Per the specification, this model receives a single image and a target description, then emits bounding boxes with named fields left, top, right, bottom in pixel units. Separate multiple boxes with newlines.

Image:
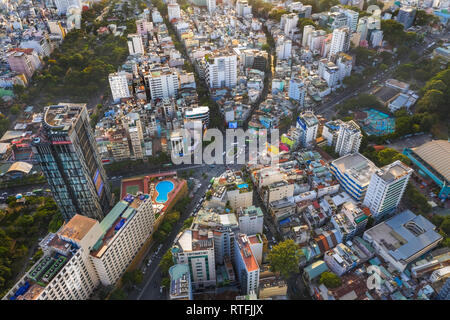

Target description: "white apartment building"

left=336, top=53, right=353, bottom=82
left=136, top=19, right=153, bottom=36
left=237, top=206, right=264, bottom=236
left=343, top=8, right=359, bottom=32
left=207, top=0, right=216, bottom=14
left=172, top=229, right=216, bottom=290
left=234, top=234, right=260, bottom=295
left=276, top=37, right=292, bottom=60
left=318, top=59, right=339, bottom=88
left=247, top=234, right=263, bottom=265
left=329, top=27, right=350, bottom=59
left=3, top=191, right=157, bottom=300
left=206, top=53, right=237, bottom=89
left=288, top=78, right=307, bottom=106
left=152, top=8, right=163, bottom=23
left=308, top=30, right=327, bottom=54
left=363, top=160, right=413, bottom=220
left=296, top=110, right=319, bottom=147
left=226, top=188, right=253, bottom=210
left=123, top=113, right=144, bottom=160
left=265, top=180, right=295, bottom=205
left=91, top=196, right=155, bottom=286
left=127, top=34, right=145, bottom=55
left=322, top=119, right=343, bottom=147
left=4, top=215, right=101, bottom=300
left=282, top=13, right=298, bottom=37
left=330, top=153, right=378, bottom=202
left=370, top=30, right=383, bottom=48
left=167, top=3, right=181, bottom=21
left=108, top=72, right=131, bottom=103
left=334, top=120, right=362, bottom=156
left=170, top=130, right=188, bottom=157
left=357, top=17, right=369, bottom=41
left=169, top=264, right=193, bottom=300
left=236, top=0, right=252, bottom=17
left=302, top=25, right=315, bottom=48
left=256, top=167, right=284, bottom=188
left=54, top=0, right=81, bottom=15
left=184, top=106, right=210, bottom=128
left=146, top=67, right=179, bottom=100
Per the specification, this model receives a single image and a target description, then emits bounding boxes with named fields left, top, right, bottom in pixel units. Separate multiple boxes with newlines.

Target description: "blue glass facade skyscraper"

left=32, top=104, right=112, bottom=221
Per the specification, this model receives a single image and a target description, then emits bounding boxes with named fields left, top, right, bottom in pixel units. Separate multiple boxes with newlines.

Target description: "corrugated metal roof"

left=304, top=260, right=329, bottom=280
left=412, top=140, right=450, bottom=182
left=99, top=201, right=128, bottom=233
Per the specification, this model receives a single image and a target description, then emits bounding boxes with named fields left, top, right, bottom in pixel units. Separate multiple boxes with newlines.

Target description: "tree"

left=381, top=20, right=408, bottom=45
left=122, top=269, right=143, bottom=288
left=404, top=183, right=432, bottom=215
left=376, top=148, right=411, bottom=166
left=109, top=288, right=127, bottom=300
left=320, top=271, right=342, bottom=288
left=267, top=240, right=302, bottom=279
left=10, top=105, right=21, bottom=115
left=416, top=89, right=446, bottom=116
left=161, top=277, right=171, bottom=288
left=159, top=250, right=175, bottom=277
left=343, top=74, right=363, bottom=88
left=268, top=9, right=288, bottom=21
left=318, top=0, right=339, bottom=12
left=414, top=10, right=439, bottom=26
left=422, top=80, right=447, bottom=94
left=297, top=18, right=316, bottom=33
left=440, top=217, right=450, bottom=235
left=181, top=217, right=194, bottom=231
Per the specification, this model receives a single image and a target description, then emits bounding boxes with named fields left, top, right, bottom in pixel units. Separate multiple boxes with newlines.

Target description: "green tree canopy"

left=267, top=240, right=302, bottom=279
left=320, top=271, right=342, bottom=288
left=159, top=250, right=175, bottom=277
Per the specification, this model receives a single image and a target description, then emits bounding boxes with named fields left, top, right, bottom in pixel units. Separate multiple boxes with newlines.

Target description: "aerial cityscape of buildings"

left=0, top=0, right=449, bottom=303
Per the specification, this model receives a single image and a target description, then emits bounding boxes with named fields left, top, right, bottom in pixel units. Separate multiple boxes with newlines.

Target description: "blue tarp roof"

left=279, top=217, right=291, bottom=226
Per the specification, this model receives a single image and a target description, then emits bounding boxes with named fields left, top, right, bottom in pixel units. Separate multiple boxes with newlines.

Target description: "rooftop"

left=331, top=153, right=378, bottom=186
left=410, top=140, right=450, bottom=182
left=58, top=214, right=98, bottom=243
left=43, top=104, right=85, bottom=129
left=298, top=111, right=319, bottom=127
left=91, top=195, right=149, bottom=258
left=169, top=263, right=191, bottom=299
left=236, top=234, right=259, bottom=272
left=365, top=210, right=442, bottom=263
left=376, top=160, right=412, bottom=183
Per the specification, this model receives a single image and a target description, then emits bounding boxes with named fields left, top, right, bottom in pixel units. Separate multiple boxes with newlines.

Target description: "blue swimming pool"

left=155, top=180, right=174, bottom=203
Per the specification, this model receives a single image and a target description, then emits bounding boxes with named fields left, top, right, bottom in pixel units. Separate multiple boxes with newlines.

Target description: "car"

left=26, top=192, right=34, bottom=196
left=111, top=176, right=117, bottom=180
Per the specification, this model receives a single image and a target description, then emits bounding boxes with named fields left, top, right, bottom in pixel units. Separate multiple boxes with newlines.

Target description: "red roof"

left=8, top=48, right=34, bottom=55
